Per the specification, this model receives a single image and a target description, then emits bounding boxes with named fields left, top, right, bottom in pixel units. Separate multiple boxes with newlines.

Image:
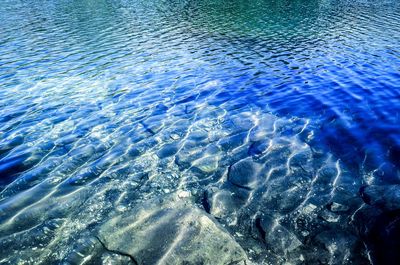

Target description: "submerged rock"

left=63, top=236, right=103, bottom=264
left=255, top=214, right=302, bottom=254
left=360, top=184, right=400, bottom=211
left=228, top=158, right=260, bottom=189
left=218, top=132, right=247, bottom=152
left=314, top=230, right=361, bottom=265
left=355, top=186, right=400, bottom=265
left=192, top=155, right=219, bottom=174
left=204, top=187, right=244, bottom=219
left=365, top=211, right=400, bottom=265
left=177, top=190, right=191, bottom=198
left=157, top=142, right=180, bottom=159
left=319, top=209, right=340, bottom=223
left=101, top=252, right=134, bottom=265
left=328, top=202, right=349, bottom=213
left=248, top=140, right=270, bottom=157
left=97, top=195, right=248, bottom=265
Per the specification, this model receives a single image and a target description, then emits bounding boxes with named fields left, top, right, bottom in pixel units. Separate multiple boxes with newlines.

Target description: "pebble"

left=328, top=202, right=349, bottom=212
left=170, top=133, right=180, bottom=140
left=177, top=190, right=191, bottom=198
left=302, top=203, right=317, bottom=215
left=320, top=210, right=340, bottom=223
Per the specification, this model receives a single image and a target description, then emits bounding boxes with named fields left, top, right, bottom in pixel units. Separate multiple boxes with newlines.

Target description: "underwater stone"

left=98, top=195, right=248, bottom=265
left=261, top=177, right=309, bottom=214
left=127, top=146, right=141, bottom=158
left=0, top=218, right=64, bottom=255
left=353, top=204, right=400, bottom=265
left=249, top=115, right=276, bottom=142
left=63, top=236, right=103, bottom=264
left=319, top=209, right=340, bottom=223
left=261, top=143, right=293, bottom=167
left=248, top=139, right=271, bottom=157
left=157, top=142, right=180, bottom=159
left=192, top=155, right=219, bottom=174
left=228, top=158, right=260, bottom=189
left=319, top=166, right=337, bottom=179
left=289, top=149, right=313, bottom=172
left=315, top=230, right=359, bottom=264
left=218, top=132, right=247, bottom=152
left=187, top=129, right=209, bottom=142
left=174, top=141, right=204, bottom=168
left=205, top=188, right=242, bottom=219
left=170, top=133, right=180, bottom=140
left=140, top=116, right=164, bottom=135
left=256, top=214, right=302, bottom=254
left=0, top=135, right=24, bottom=153
left=328, top=202, right=349, bottom=213
left=177, top=190, right=191, bottom=198
left=101, top=252, right=133, bottom=265
left=222, top=116, right=254, bottom=135
left=360, top=184, right=400, bottom=211
left=315, top=166, right=338, bottom=186
left=302, top=203, right=318, bottom=215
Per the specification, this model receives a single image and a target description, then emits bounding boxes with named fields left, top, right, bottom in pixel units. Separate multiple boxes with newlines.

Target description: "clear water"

left=0, top=0, right=399, bottom=264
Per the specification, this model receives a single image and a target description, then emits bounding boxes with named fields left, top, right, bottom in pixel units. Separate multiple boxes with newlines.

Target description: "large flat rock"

left=97, top=196, right=248, bottom=265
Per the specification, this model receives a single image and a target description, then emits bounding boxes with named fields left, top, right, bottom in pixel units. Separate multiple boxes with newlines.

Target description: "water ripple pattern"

left=0, top=0, right=399, bottom=264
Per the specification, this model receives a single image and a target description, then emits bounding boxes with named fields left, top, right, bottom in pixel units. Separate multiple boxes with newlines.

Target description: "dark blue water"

left=0, top=0, right=399, bottom=264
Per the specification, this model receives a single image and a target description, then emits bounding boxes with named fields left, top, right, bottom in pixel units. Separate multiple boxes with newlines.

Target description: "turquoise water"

left=0, top=0, right=400, bottom=264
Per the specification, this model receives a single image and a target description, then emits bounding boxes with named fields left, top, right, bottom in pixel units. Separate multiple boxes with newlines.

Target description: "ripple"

left=0, top=0, right=399, bottom=264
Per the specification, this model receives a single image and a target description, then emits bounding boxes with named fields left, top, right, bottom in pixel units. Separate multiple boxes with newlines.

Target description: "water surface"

left=0, top=0, right=399, bottom=264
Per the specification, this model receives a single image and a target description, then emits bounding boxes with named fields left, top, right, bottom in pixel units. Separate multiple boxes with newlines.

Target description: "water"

left=0, top=0, right=399, bottom=264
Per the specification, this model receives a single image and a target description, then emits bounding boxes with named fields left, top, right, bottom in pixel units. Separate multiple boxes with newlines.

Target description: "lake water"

left=0, top=0, right=399, bottom=264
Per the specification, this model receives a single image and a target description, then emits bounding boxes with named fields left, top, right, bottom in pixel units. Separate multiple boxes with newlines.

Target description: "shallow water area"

left=0, top=0, right=400, bottom=264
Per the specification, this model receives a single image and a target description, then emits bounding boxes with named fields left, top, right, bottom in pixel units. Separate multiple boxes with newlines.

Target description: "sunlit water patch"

left=0, top=0, right=399, bottom=264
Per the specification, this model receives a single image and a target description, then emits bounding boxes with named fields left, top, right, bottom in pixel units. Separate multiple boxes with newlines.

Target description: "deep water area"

left=0, top=0, right=399, bottom=264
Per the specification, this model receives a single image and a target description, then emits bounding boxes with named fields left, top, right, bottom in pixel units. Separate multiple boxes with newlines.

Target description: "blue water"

left=0, top=0, right=399, bottom=264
